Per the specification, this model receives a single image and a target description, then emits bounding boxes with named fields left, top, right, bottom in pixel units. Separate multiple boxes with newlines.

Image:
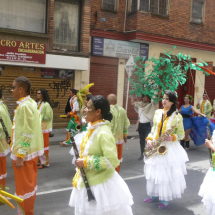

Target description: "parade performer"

left=10, top=77, right=44, bottom=215
left=179, top=94, right=205, bottom=150
left=131, top=93, right=156, bottom=160
left=37, top=89, right=53, bottom=169
left=0, top=89, right=12, bottom=192
left=199, top=129, right=215, bottom=215
left=196, top=93, right=212, bottom=120
left=69, top=95, right=133, bottom=215
left=70, top=93, right=93, bottom=165
left=144, top=90, right=188, bottom=209
left=210, top=99, right=215, bottom=124
left=107, top=94, right=130, bottom=172
left=60, top=89, right=79, bottom=146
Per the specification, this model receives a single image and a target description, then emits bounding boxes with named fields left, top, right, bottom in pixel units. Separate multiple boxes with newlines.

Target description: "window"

left=102, top=0, right=118, bottom=12
left=131, top=0, right=138, bottom=13
left=53, top=0, right=80, bottom=52
left=129, top=0, right=169, bottom=16
left=140, top=0, right=149, bottom=12
left=0, top=0, right=47, bottom=33
left=191, top=0, right=204, bottom=24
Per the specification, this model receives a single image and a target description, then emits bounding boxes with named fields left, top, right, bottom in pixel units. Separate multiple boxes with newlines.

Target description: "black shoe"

left=49, top=133, right=54, bottom=137
left=138, top=156, right=144, bottom=160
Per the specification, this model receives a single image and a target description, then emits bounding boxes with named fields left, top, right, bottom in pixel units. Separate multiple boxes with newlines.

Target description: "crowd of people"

left=1, top=76, right=215, bottom=215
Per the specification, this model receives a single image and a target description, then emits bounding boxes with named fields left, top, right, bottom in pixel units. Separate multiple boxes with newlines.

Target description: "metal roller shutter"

left=0, top=65, right=74, bottom=128
left=90, top=56, right=118, bottom=98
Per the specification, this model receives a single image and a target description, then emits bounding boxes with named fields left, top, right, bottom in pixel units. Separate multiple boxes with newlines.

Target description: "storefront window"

left=53, top=0, right=80, bottom=52
left=0, top=0, right=47, bottom=33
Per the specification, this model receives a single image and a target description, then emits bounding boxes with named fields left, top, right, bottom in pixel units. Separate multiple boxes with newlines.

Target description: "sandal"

left=37, top=165, right=48, bottom=169
left=60, top=142, right=69, bottom=147
left=158, top=200, right=168, bottom=209
left=144, top=196, right=159, bottom=203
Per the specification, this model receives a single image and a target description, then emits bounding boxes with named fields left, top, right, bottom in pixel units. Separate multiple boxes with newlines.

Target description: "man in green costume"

left=107, top=94, right=130, bottom=173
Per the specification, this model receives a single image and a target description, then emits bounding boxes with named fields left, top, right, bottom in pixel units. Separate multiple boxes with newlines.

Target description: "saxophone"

left=144, top=112, right=180, bottom=159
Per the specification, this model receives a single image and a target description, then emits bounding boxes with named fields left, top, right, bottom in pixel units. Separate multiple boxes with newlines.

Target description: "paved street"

left=1, top=136, right=210, bottom=215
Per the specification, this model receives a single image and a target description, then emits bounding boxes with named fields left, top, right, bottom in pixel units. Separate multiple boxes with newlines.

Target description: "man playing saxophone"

left=144, top=90, right=189, bottom=209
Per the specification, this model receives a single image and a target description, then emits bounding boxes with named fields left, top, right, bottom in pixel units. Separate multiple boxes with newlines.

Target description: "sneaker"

left=158, top=201, right=168, bottom=209
left=144, top=197, right=159, bottom=203
left=185, top=147, right=189, bottom=151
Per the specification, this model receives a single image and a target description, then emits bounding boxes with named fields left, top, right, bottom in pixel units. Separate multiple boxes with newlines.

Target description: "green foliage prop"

left=129, top=48, right=210, bottom=103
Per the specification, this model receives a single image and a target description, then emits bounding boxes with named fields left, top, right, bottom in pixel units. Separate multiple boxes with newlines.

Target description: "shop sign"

left=41, top=69, right=74, bottom=79
left=92, top=37, right=149, bottom=60
left=0, top=39, right=46, bottom=64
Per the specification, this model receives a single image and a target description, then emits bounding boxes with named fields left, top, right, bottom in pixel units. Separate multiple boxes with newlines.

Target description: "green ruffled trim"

left=20, top=142, right=31, bottom=147
left=212, top=152, right=215, bottom=171
left=123, top=128, right=128, bottom=134
left=93, top=155, right=100, bottom=171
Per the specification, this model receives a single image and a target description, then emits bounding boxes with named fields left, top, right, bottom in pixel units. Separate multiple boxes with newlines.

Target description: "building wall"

left=91, top=0, right=215, bottom=46
left=0, top=0, right=91, bottom=128
left=90, top=0, right=126, bottom=33
left=129, top=0, right=215, bottom=45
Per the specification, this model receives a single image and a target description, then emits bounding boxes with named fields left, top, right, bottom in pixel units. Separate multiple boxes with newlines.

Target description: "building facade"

left=0, top=0, right=91, bottom=128
left=90, top=0, right=215, bottom=122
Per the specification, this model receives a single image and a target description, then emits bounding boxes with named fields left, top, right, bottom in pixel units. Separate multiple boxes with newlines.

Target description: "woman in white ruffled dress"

left=69, top=95, right=92, bottom=165
left=199, top=130, right=215, bottom=215
left=69, top=95, right=133, bottom=215
left=144, top=90, right=189, bottom=209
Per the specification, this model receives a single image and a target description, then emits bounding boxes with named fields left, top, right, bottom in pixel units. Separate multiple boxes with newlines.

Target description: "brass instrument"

left=76, top=124, right=82, bottom=132
left=144, top=112, right=180, bottom=159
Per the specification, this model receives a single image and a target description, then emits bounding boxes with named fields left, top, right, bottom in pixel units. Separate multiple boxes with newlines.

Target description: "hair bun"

left=104, top=112, right=113, bottom=122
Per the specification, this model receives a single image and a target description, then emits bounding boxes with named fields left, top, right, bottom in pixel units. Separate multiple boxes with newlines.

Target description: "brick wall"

left=48, top=0, right=54, bottom=51
left=91, top=0, right=215, bottom=45
left=90, top=0, right=126, bottom=32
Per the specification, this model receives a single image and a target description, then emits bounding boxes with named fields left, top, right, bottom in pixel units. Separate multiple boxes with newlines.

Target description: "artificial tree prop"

left=129, top=47, right=215, bottom=103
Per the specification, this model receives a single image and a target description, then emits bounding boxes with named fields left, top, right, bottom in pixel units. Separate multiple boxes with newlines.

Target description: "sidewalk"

left=49, top=124, right=139, bottom=145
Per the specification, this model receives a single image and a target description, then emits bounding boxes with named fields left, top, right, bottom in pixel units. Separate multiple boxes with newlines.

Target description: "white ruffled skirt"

left=69, top=132, right=85, bottom=165
left=144, top=141, right=189, bottom=201
left=199, top=167, right=215, bottom=215
left=69, top=172, right=133, bottom=215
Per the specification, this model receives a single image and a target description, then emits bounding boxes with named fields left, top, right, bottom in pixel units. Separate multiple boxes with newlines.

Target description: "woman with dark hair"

left=179, top=94, right=205, bottom=150
left=69, top=94, right=93, bottom=165
left=37, top=89, right=53, bottom=169
left=144, top=90, right=188, bottom=209
left=61, top=89, right=79, bottom=146
left=69, top=95, right=133, bottom=215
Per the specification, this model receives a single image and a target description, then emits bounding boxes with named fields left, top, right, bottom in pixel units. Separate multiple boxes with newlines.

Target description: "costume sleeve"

left=42, top=103, right=53, bottom=122
left=72, top=99, right=79, bottom=113
left=146, top=111, right=157, bottom=141
left=84, top=131, right=120, bottom=170
left=16, top=105, right=35, bottom=158
left=205, top=102, right=212, bottom=115
left=134, top=102, right=140, bottom=113
left=110, top=106, right=117, bottom=136
left=171, top=114, right=185, bottom=141
left=123, top=111, right=130, bottom=137
left=0, top=112, right=5, bottom=141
